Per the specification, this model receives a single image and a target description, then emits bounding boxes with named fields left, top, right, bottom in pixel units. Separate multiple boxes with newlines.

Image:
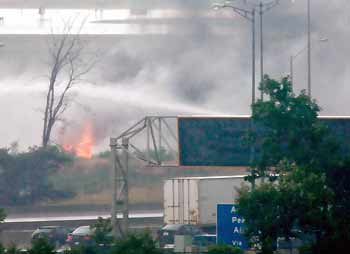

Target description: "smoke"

left=0, top=0, right=349, bottom=151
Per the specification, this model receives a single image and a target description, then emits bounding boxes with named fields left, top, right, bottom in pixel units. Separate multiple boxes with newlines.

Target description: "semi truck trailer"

left=163, top=175, right=248, bottom=227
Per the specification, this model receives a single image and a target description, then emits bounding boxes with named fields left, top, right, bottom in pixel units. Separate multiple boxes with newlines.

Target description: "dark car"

left=66, top=225, right=114, bottom=248
left=31, top=226, right=71, bottom=246
left=66, top=226, right=94, bottom=247
left=158, top=224, right=202, bottom=249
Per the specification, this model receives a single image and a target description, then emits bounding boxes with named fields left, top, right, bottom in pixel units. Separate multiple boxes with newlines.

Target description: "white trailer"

left=163, top=175, right=247, bottom=226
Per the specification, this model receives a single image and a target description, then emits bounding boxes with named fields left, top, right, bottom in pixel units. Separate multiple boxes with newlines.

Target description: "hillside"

left=48, top=153, right=247, bottom=207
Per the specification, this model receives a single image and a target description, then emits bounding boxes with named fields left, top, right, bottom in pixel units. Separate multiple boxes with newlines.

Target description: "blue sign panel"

left=217, top=204, right=248, bottom=249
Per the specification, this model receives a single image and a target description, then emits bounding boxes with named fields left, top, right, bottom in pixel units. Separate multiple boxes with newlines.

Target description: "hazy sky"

left=0, top=0, right=349, bottom=152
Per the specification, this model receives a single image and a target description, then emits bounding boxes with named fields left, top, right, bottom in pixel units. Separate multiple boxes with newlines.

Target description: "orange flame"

left=61, top=122, right=94, bottom=159
left=75, top=122, right=93, bottom=159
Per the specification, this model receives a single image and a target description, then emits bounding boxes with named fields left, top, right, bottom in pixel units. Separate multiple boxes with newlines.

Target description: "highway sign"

left=178, top=116, right=350, bottom=167
left=178, top=116, right=251, bottom=166
left=217, top=204, right=248, bottom=249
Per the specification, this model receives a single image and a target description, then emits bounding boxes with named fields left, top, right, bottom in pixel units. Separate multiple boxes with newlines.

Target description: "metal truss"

left=110, top=116, right=178, bottom=237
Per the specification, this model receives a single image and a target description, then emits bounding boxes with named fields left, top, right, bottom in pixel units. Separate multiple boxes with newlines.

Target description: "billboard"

left=178, top=116, right=350, bottom=167
left=217, top=204, right=248, bottom=249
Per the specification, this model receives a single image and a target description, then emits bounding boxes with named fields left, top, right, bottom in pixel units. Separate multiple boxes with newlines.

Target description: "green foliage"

left=0, top=208, right=5, bottom=222
left=207, top=244, right=243, bottom=254
left=92, top=217, right=114, bottom=245
left=29, top=238, right=55, bottom=254
left=238, top=167, right=334, bottom=254
left=238, top=76, right=350, bottom=254
left=0, top=243, right=4, bottom=254
left=249, top=76, right=339, bottom=180
left=0, top=145, right=72, bottom=205
left=314, top=157, right=350, bottom=254
left=237, top=183, right=279, bottom=254
left=6, top=243, right=20, bottom=254
left=110, top=232, right=160, bottom=254
left=67, top=245, right=98, bottom=254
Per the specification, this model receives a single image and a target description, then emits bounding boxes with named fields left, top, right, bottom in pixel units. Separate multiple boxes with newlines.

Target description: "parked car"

left=158, top=224, right=203, bottom=249
left=31, top=226, right=71, bottom=246
left=66, top=225, right=113, bottom=247
left=66, top=226, right=94, bottom=247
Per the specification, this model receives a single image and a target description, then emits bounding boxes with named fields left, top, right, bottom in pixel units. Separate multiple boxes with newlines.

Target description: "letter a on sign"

left=231, top=206, right=236, bottom=213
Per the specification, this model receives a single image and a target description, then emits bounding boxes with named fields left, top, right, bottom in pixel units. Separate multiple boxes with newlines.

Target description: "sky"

left=0, top=0, right=349, bottom=152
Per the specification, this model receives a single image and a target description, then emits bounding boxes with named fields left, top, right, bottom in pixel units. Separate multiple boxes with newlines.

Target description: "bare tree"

left=42, top=19, right=96, bottom=147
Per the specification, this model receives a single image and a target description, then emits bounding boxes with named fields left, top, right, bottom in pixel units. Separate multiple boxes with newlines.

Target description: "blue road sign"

left=217, top=204, right=248, bottom=249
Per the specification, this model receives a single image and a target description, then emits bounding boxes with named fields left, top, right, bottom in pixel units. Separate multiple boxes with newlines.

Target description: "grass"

left=47, top=155, right=247, bottom=207
left=50, top=185, right=163, bottom=206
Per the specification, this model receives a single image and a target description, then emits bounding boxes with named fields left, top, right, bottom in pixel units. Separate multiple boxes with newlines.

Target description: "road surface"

left=4, top=211, right=163, bottom=223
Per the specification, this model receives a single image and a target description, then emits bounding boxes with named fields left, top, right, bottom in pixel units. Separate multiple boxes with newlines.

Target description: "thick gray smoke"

left=0, top=0, right=349, bottom=151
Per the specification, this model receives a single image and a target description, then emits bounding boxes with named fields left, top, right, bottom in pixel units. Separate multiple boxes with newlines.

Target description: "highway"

left=0, top=210, right=164, bottom=247
left=4, top=211, right=164, bottom=223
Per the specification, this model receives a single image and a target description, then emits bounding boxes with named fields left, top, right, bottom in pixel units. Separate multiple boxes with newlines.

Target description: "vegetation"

left=29, top=238, right=55, bottom=254
left=92, top=217, right=113, bottom=245
left=0, top=142, right=238, bottom=208
left=208, top=244, right=243, bottom=254
left=6, top=243, right=20, bottom=254
left=110, top=232, right=160, bottom=254
left=0, top=208, right=5, bottom=222
left=246, top=75, right=338, bottom=185
left=0, top=243, right=4, bottom=254
left=0, top=146, right=72, bottom=206
left=237, top=76, right=350, bottom=254
left=49, top=149, right=242, bottom=207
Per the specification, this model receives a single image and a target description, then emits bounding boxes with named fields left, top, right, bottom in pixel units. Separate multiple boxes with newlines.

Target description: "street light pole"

left=259, top=2, right=264, bottom=100
left=213, top=2, right=258, bottom=188
left=252, top=9, right=256, bottom=105
left=213, top=3, right=256, bottom=105
left=290, top=55, right=294, bottom=87
left=307, top=0, right=311, bottom=97
left=289, top=37, right=327, bottom=90
left=254, top=0, right=280, bottom=101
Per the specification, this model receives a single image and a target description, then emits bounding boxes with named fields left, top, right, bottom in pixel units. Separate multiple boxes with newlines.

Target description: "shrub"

left=67, top=245, right=98, bottom=254
left=110, top=232, right=160, bottom=254
left=6, top=243, right=20, bottom=254
left=29, top=238, right=55, bottom=254
left=92, top=217, right=113, bottom=245
left=208, top=244, right=243, bottom=254
left=0, top=243, right=4, bottom=254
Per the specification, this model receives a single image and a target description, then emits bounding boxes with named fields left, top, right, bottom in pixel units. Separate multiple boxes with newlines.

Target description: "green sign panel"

left=178, top=116, right=350, bottom=167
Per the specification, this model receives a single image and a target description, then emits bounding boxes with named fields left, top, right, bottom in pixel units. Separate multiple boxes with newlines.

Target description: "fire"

left=61, top=121, right=94, bottom=159
left=75, top=122, right=93, bottom=159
